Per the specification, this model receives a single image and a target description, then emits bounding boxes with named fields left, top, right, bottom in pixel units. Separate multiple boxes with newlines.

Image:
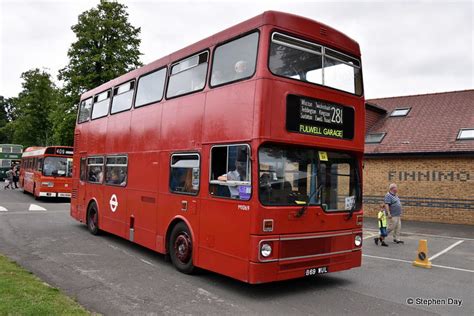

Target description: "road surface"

left=1, top=185, right=472, bottom=315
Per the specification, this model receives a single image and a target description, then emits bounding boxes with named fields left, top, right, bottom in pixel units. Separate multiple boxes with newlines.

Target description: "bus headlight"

left=354, top=235, right=362, bottom=247
left=41, top=182, right=54, bottom=187
left=260, top=243, right=272, bottom=257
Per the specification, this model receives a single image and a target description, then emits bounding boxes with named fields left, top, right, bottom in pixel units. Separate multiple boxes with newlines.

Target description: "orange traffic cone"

left=413, top=239, right=432, bottom=269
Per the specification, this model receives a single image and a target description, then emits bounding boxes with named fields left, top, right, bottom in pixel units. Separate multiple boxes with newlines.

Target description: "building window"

left=111, top=81, right=135, bottom=114
left=169, top=154, right=200, bottom=195
left=365, top=133, right=386, bottom=144
left=135, top=68, right=167, bottom=107
left=209, top=144, right=251, bottom=200
left=166, top=51, right=208, bottom=98
left=105, top=156, right=128, bottom=186
left=78, top=98, right=92, bottom=123
left=91, top=90, right=111, bottom=119
left=390, top=108, right=410, bottom=117
left=87, top=157, right=104, bottom=184
left=457, top=128, right=474, bottom=140
left=210, top=32, right=259, bottom=87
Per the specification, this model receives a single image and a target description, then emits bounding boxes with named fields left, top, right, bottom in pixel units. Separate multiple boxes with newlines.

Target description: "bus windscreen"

left=43, top=156, right=73, bottom=177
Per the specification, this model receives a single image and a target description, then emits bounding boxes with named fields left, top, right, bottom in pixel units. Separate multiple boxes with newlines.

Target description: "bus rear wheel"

left=87, top=203, right=100, bottom=235
left=169, top=222, right=195, bottom=274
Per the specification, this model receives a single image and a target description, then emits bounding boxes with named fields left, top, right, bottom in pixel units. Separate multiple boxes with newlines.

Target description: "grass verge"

left=0, top=254, right=89, bottom=315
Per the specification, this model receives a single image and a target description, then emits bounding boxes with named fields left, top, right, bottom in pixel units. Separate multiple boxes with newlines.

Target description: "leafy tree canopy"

left=10, top=69, right=59, bottom=147
left=55, top=0, right=142, bottom=146
left=59, top=0, right=142, bottom=97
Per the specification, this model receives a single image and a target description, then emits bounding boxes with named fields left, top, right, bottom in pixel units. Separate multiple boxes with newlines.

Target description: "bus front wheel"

left=87, top=203, right=100, bottom=235
left=169, top=222, right=195, bottom=274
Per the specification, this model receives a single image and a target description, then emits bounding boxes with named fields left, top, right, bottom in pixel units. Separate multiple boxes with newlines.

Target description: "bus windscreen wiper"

left=295, top=184, right=323, bottom=218
left=346, top=201, right=356, bottom=220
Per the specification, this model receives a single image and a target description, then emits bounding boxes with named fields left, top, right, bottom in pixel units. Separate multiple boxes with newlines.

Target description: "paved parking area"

left=1, top=185, right=473, bottom=315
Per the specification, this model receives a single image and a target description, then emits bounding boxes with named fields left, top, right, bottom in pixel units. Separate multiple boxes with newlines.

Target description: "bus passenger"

left=234, top=60, right=249, bottom=80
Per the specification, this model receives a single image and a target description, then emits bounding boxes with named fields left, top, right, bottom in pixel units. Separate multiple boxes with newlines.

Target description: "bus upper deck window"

left=91, top=90, right=111, bottom=119
left=78, top=98, right=92, bottom=123
left=210, top=32, right=259, bottom=87
left=269, top=32, right=362, bottom=96
left=135, top=68, right=167, bottom=107
left=166, top=51, right=208, bottom=98
left=111, top=81, right=135, bottom=114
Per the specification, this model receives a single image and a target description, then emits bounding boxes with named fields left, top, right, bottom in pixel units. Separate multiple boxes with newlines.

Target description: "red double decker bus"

left=20, top=146, right=74, bottom=199
left=71, top=11, right=365, bottom=283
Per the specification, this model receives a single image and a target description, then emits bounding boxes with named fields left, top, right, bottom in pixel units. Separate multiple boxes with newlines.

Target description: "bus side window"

left=111, top=81, right=135, bottom=114
left=80, top=157, right=87, bottom=181
left=135, top=67, right=167, bottom=108
left=87, top=157, right=104, bottom=184
left=169, top=154, right=199, bottom=195
left=210, top=31, right=259, bottom=87
left=37, top=158, right=43, bottom=172
left=105, top=156, right=127, bottom=186
left=78, top=98, right=92, bottom=123
left=166, top=51, right=208, bottom=98
left=91, top=90, right=111, bottom=120
left=209, top=144, right=251, bottom=200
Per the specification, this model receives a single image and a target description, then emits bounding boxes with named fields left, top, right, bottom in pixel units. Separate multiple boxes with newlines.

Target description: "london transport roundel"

left=109, top=194, right=118, bottom=213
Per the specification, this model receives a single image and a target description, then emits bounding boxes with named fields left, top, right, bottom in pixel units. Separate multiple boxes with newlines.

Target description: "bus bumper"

left=38, top=192, right=71, bottom=198
left=248, top=230, right=362, bottom=284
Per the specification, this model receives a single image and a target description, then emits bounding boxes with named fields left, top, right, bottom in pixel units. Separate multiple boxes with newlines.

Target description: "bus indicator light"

left=263, top=219, right=274, bottom=232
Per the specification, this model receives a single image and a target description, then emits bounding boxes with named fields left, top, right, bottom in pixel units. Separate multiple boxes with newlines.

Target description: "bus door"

left=166, top=152, right=201, bottom=235
left=77, top=156, right=88, bottom=220
left=102, top=156, right=128, bottom=239
left=199, top=144, right=252, bottom=277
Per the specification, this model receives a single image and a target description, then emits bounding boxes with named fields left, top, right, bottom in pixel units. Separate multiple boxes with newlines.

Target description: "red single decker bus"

left=71, top=11, right=365, bottom=283
left=20, top=146, right=74, bottom=199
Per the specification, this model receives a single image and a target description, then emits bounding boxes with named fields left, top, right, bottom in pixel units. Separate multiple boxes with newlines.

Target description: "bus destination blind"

left=286, top=95, right=355, bottom=140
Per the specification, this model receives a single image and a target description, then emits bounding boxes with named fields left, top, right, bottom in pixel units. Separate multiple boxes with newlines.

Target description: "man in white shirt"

left=218, top=160, right=247, bottom=198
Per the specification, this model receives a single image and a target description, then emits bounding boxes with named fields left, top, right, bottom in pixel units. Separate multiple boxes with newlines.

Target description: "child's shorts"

left=379, top=227, right=387, bottom=237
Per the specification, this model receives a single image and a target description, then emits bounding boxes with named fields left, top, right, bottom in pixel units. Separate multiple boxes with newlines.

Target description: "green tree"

left=10, top=69, right=59, bottom=147
left=0, top=96, right=12, bottom=143
left=56, top=0, right=142, bottom=145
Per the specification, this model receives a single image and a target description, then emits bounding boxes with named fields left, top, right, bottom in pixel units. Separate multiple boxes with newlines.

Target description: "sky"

left=0, top=0, right=473, bottom=99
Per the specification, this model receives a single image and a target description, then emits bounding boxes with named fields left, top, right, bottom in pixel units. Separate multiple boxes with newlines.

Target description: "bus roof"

left=22, top=146, right=74, bottom=158
left=80, top=11, right=360, bottom=100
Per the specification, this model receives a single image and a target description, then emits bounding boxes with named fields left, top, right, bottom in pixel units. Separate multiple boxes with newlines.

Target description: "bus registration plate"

left=305, top=266, right=328, bottom=276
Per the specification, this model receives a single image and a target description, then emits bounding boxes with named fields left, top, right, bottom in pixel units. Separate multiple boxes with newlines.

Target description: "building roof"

left=365, top=89, right=474, bottom=155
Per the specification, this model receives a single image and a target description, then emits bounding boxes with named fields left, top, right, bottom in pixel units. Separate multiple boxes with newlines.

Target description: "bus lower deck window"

left=169, top=154, right=200, bottom=195
left=105, top=156, right=127, bottom=186
left=209, top=145, right=251, bottom=200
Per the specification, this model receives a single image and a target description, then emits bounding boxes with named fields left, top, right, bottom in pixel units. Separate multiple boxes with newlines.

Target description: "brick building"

left=363, top=90, right=474, bottom=225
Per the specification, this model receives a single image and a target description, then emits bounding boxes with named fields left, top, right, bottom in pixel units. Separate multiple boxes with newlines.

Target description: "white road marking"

left=0, top=210, right=67, bottom=215
left=363, top=254, right=411, bottom=264
left=0, top=206, right=7, bottom=212
left=63, top=252, right=99, bottom=257
left=429, top=240, right=464, bottom=261
left=363, top=254, right=474, bottom=273
left=29, top=204, right=47, bottom=211
left=140, top=258, right=155, bottom=266
left=364, top=228, right=474, bottom=241
left=363, top=232, right=378, bottom=240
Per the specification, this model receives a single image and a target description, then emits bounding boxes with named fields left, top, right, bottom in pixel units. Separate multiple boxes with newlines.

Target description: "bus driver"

left=217, top=149, right=248, bottom=199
